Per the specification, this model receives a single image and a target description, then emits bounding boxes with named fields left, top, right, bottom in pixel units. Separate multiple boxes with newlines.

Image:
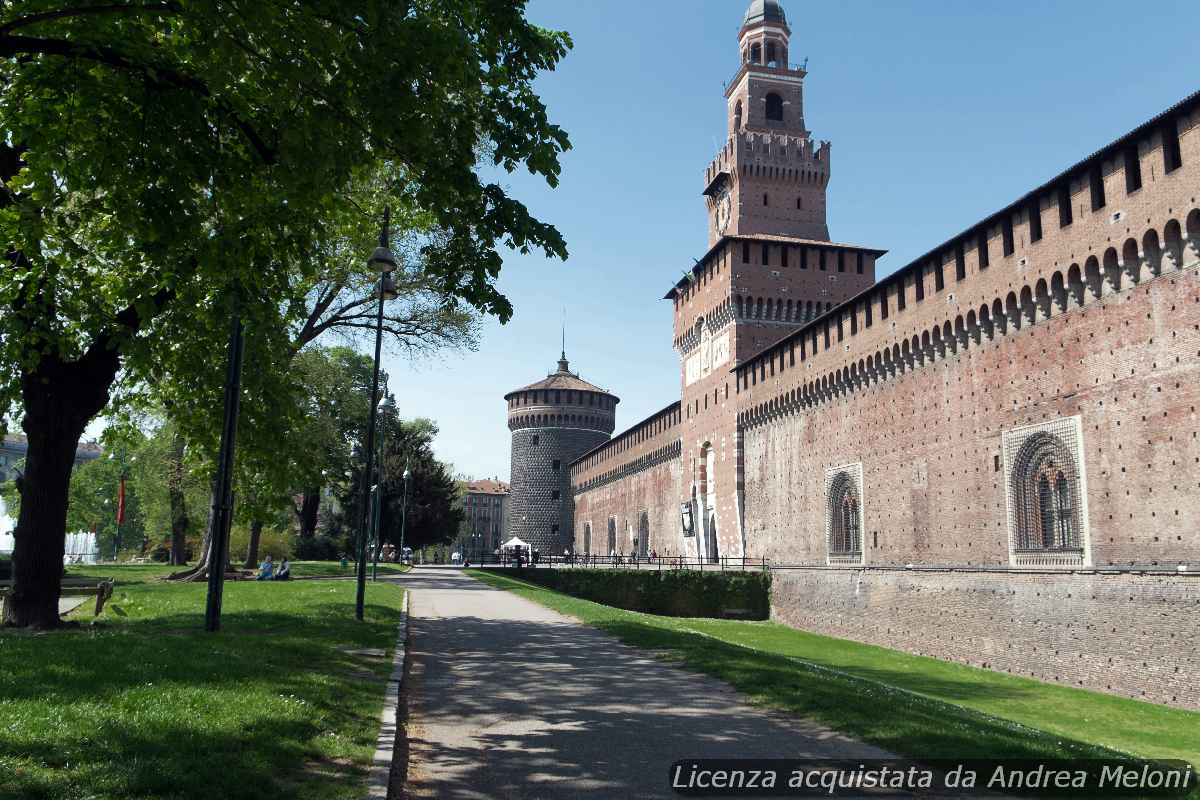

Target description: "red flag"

left=116, top=478, right=126, bottom=525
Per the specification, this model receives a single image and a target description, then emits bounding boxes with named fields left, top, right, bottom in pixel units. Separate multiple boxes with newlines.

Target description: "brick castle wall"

left=771, top=568, right=1199, bottom=708
left=740, top=268, right=1200, bottom=568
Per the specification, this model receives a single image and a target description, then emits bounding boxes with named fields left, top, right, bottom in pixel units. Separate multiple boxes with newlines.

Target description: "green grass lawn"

left=469, top=569, right=1199, bottom=773
left=0, top=579, right=405, bottom=800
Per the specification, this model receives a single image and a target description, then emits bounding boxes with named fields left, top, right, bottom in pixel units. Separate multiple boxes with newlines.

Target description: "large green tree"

left=0, top=0, right=571, bottom=627
left=337, top=415, right=463, bottom=556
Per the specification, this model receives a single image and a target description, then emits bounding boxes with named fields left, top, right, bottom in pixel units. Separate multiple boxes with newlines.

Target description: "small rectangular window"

left=1057, top=183, right=1072, bottom=228
left=761, top=243, right=769, bottom=265
left=934, top=259, right=945, bottom=291
left=856, top=252, right=864, bottom=274
left=837, top=251, right=845, bottom=272
left=1162, top=119, right=1182, bottom=173
left=1001, top=216, right=1014, bottom=256
left=864, top=300, right=872, bottom=328
left=994, top=454, right=1000, bottom=473
left=552, top=459, right=560, bottom=471
left=879, top=289, right=889, bottom=319
left=896, top=280, right=906, bottom=311
left=915, top=265, right=925, bottom=301
left=823, top=323, right=830, bottom=348
left=1124, top=146, right=1142, bottom=193
left=848, top=310, right=856, bottom=336
left=955, top=242, right=966, bottom=280
left=977, top=229, right=989, bottom=268
left=1028, top=200, right=1042, bottom=242
left=781, top=246, right=788, bottom=268
left=1088, top=165, right=1105, bottom=211
left=819, top=249, right=826, bottom=271
left=742, top=241, right=751, bottom=262
left=800, top=246, right=808, bottom=269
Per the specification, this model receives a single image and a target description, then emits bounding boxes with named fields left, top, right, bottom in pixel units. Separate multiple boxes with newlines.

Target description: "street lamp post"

left=398, top=463, right=411, bottom=565
left=356, top=208, right=398, bottom=621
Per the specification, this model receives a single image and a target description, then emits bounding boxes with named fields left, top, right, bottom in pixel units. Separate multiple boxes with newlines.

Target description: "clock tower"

left=703, top=0, right=831, bottom=246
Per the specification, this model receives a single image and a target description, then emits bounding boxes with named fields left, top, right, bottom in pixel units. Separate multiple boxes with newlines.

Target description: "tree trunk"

left=168, top=430, right=189, bottom=565
left=167, top=501, right=215, bottom=581
left=244, top=519, right=263, bottom=569
left=298, top=489, right=320, bottom=539
left=5, top=352, right=119, bottom=628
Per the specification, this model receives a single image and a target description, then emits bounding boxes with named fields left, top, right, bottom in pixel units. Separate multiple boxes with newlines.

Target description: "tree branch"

left=0, top=3, right=180, bottom=35
left=0, top=34, right=276, bottom=164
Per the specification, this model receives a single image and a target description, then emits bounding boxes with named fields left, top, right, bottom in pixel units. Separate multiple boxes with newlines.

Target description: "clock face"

left=715, top=185, right=732, bottom=235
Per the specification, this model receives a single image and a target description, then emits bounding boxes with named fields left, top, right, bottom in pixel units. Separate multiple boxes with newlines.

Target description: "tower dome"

left=504, top=353, right=618, bottom=554
left=743, top=0, right=786, bottom=27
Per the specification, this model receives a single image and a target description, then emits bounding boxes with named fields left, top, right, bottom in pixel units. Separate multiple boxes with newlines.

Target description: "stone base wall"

left=770, top=567, right=1199, bottom=708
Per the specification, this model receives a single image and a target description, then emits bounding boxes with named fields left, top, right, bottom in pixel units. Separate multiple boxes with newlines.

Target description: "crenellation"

left=555, top=1, right=1200, bottom=708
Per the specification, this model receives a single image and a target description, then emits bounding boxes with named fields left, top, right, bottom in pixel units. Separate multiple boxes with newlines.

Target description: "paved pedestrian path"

left=396, top=567, right=890, bottom=799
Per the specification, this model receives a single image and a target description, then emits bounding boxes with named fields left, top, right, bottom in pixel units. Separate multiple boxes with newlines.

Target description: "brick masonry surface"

left=771, top=568, right=1200, bottom=708
left=554, top=4, right=1200, bottom=709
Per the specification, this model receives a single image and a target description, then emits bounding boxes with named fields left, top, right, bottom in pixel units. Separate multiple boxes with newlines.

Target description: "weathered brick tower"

left=505, top=353, right=617, bottom=554
left=706, top=0, right=829, bottom=246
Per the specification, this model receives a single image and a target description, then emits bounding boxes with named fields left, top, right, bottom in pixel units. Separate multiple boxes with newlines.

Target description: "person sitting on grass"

left=275, top=558, right=291, bottom=581
left=256, top=554, right=274, bottom=581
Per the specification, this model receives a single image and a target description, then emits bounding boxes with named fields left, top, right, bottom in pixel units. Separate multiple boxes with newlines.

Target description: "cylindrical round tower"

left=505, top=353, right=617, bottom=555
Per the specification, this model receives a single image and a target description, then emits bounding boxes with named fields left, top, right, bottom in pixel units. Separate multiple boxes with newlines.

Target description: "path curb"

left=366, top=590, right=409, bottom=799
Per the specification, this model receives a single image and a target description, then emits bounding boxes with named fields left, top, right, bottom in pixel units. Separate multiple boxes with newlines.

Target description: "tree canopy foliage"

left=0, top=0, right=572, bottom=626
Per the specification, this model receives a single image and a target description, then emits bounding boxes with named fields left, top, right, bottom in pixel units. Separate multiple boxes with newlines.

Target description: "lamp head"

left=379, top=274, right=399, bottom=301
left=368, top=246, right=397, bottom=274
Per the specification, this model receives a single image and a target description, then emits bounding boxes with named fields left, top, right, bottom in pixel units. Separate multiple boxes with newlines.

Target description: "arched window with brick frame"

left=1010, top=432, right=1082, bottom=552
left=827, top=471, right=861, bottom=557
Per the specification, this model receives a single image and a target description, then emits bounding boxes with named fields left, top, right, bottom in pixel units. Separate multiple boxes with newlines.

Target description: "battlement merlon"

left=704, top=135, right=831, bottom=189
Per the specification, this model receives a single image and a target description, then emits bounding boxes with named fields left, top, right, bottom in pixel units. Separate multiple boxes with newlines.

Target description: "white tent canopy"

left=501, top=537, right=531, bottom=550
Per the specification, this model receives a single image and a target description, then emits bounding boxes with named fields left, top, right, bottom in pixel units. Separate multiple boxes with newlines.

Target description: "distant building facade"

left=461, top=479, right=510, bottom=556
left=0, top=434, right=102, bottom=484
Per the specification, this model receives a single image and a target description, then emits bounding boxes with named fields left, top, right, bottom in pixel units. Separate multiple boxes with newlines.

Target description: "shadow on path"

left=395, top=568, right=888, bottom=799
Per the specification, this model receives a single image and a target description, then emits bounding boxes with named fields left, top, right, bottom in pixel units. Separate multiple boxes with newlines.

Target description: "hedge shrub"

left=493, top=567, right=770, bottom=619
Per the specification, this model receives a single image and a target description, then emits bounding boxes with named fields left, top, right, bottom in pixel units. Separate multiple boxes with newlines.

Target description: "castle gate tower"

left=705, top=0, right=830, bottom=247
left=505, top=354, right=617, bottom=554
left=670, top=0, right=882, bottom=561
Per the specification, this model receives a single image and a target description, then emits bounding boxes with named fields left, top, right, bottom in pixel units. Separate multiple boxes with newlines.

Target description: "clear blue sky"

left=384, top=0, right=1198, bottom=481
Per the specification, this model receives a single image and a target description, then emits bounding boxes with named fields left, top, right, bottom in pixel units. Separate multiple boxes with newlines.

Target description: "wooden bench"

left=0, top=579, right=116, bottom=620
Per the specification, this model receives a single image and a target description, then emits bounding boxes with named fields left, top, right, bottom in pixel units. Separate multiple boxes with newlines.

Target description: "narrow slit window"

left=977, top=229, right=990, bottom=268
left=1088, top=165, right=1105, bottom=211
left=1057, top=183, right=1072, bottom=228
left=955, top=242, right=966, bottom=280
left=1124, top=146, right=1142, bottom=193
left=1028, top=200, right=1042, bottom=242
left=1162, top=119, right=1182, bottom=173
left=1001, top=216, right=1014, bottom=256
